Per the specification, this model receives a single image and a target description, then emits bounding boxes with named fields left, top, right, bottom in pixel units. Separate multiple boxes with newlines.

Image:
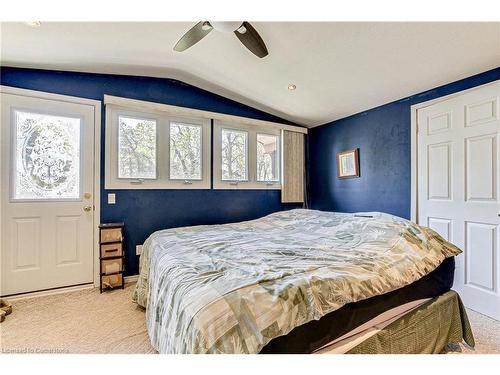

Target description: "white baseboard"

left=6, top=283, right=95, bottom=301
left=4, top=275, right=140, bottom=301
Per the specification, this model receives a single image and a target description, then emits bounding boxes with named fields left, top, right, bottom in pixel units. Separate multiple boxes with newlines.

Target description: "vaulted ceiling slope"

left=1, top=22, right=499, bottom=127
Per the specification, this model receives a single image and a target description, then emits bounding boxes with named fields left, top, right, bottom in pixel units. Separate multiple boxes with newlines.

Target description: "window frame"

left=166, top=117, right=208, bottom=185
left=105, top=105, right=211, bottom=189
left=213, top=120, right=281, bottom=190
left=116, top=113, right=159, bottom=181
left=256, top=132, right=280, bottom=183
left=220, top=127, right=249, bottom=183
left=168, top=121, right=204, bottom=181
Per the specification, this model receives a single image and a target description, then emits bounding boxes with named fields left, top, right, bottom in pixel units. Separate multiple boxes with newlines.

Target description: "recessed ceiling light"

left=288, top=84, right=297, bottom=91
left=24, top=22, right=41, bottom=28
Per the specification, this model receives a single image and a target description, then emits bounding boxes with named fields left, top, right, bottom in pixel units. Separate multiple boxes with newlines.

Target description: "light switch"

left=108, top=193, right=116, bottom=204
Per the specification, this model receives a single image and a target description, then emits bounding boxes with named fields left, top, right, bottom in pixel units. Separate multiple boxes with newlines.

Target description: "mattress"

left=260, top=256, right=455, bottom=353
left=133, top=209, right=462, bottom=354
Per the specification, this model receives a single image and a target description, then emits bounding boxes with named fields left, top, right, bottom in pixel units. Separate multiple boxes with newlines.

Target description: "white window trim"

left=256, top=132, right=280, bottom=183
left=115, top=110, right=160, bottom=181
left=214, top=120, right=282, bottom=190
left=168, top=121, right=205, bottom=182
left=220, top=127, right=249, bottom=182
left=105, top=104, right=211, bottom=189
left=104, top=94, right=307, bottom=135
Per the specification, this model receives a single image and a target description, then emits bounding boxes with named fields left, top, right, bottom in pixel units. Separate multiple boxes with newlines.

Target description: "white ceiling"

left=1, top=22, right=499, bottom=127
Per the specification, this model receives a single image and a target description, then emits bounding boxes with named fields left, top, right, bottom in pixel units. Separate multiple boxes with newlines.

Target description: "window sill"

left=104, top=180, right=211, bottom=190
left=213, top=182, right=281, bottom=190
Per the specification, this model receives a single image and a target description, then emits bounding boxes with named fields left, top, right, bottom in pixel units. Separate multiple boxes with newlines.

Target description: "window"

left=214, top=121, right=281, bottom=189
left=257, top=134, right=279, bottom=182
left=12, top=110, right=82, bottom=200
left=104, top=95, right=306, bottom=191
left=105, top=107, right=210, bottom=189
left=169, top=122, right=202, bottom=180
left=221, top=129, right=248, bottom=181
left=118, top=116, right=157, bottom=179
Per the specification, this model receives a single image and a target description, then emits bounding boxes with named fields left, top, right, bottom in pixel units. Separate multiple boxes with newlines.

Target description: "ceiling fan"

left=174, top=21, right=269, bottom=58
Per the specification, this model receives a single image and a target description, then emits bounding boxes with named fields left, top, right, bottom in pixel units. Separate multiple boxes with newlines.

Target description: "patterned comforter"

left=132, top=209, right=461, bottom=354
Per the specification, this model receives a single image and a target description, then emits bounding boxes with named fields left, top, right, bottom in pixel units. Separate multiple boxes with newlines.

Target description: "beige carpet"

left=0, top=283, right=156, bottom=354
left=1, top=283, right=499, bottom=354
left=451, top=308, right=500, bottom=354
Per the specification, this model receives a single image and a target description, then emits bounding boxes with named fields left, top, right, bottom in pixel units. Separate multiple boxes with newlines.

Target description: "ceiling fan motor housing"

left=210, top=22, right=244, bottom=33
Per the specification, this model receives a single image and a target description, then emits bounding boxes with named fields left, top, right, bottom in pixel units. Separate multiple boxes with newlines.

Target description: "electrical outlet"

left=136, top=245, right=143, bottom=255
left=108, top=193, right=116, bottom=204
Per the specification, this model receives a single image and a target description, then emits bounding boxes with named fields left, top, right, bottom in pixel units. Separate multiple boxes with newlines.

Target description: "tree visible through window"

left=257, top=134, right=279, bottom=181
left=170, top=122, right=202, bottom=180
left=221, top=129, right=247, bottom=181
left=118, top=116, right=156, bottom=179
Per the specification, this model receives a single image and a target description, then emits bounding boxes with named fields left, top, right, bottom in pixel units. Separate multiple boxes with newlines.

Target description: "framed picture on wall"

left=337, top=148, right=360, bottom=178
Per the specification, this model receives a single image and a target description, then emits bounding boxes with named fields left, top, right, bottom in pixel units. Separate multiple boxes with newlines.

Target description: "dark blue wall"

left=308, top=67, right=500, bottom=219
left=0, top=67, right=301, bottom=275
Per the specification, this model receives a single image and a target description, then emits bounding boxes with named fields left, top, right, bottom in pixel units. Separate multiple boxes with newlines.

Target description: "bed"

left=133, top=209, right=473, bottom=354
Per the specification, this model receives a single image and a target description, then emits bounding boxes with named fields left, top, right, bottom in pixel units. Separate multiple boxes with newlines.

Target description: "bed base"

left=332, top=290, right=474, bottom=354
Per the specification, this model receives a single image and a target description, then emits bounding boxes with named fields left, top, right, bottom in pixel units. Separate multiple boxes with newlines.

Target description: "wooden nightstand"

left=99, top=222, right=125, bottom=293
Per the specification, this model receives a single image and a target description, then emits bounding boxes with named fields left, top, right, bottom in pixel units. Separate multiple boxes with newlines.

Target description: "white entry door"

left=1, top=92, right=96, bottom=296
left=417, top=80, right=500, bottom=320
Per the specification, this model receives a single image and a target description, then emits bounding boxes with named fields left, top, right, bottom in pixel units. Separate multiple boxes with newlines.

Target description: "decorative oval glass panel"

left=13, top=110, right=81, bottom=200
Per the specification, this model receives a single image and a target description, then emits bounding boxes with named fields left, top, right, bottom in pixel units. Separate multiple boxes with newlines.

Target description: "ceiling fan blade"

left=234, top=22, right=268, bottom=58
left=174, top=22, right=212, bottom=52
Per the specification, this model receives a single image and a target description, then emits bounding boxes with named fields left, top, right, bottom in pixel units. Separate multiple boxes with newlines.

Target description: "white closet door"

left=1, top=93, right=96, bottom=296
left=417, top=80, right=500, bottom=320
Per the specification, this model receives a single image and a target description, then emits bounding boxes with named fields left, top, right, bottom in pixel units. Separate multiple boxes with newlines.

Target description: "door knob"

left=83, top=205, right=92, bottom=212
